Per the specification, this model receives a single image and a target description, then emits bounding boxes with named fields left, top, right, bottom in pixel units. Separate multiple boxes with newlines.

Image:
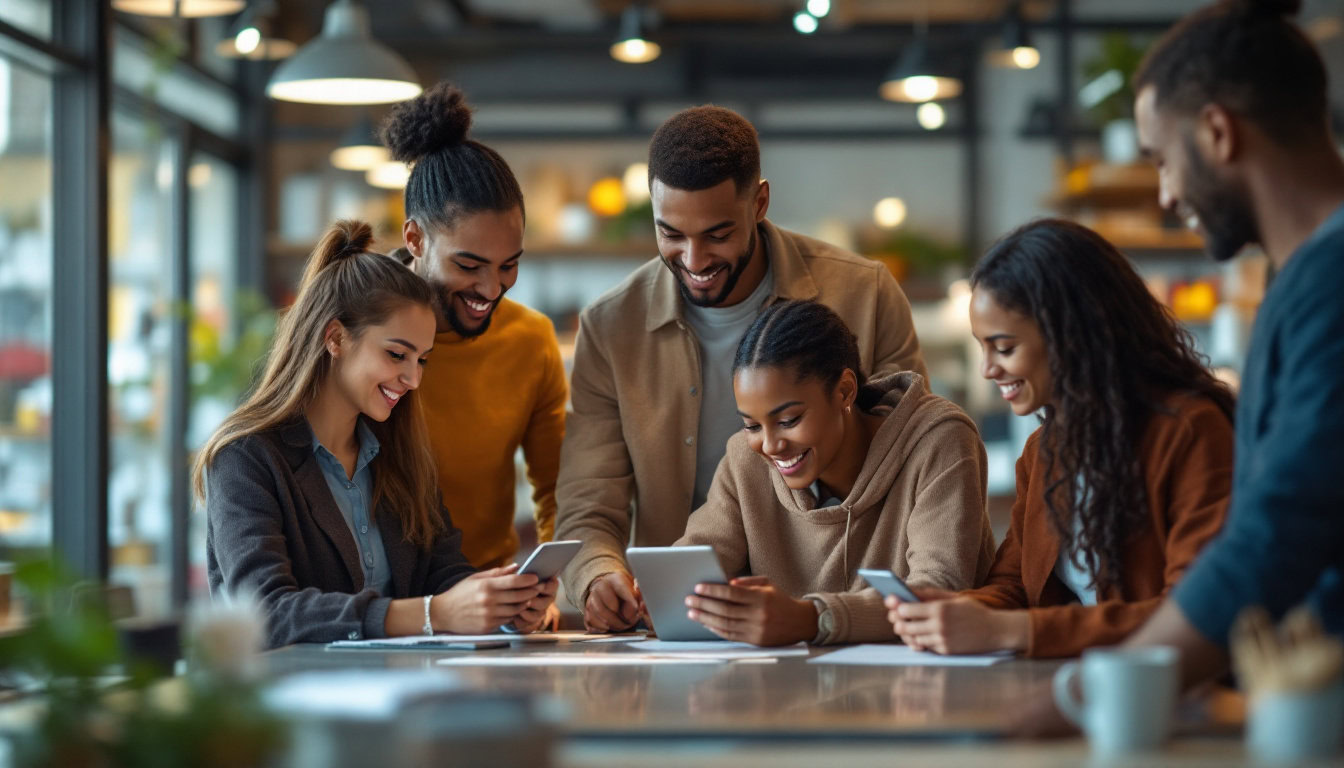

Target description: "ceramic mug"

left=1053, top=646, right=1180, bottom=755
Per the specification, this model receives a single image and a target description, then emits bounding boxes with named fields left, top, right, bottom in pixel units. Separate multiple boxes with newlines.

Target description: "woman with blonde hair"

left=198, top=220, right=556, bottom=648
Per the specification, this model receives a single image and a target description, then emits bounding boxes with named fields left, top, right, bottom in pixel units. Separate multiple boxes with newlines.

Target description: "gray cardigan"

left=205, top=419, right=475, bottom=648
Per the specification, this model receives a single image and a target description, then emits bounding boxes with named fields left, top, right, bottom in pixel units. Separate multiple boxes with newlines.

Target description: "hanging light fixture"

left=267, top=0, right=422, bottom=105
left=879, top=2, right=963, bottom=103
left=215, top=0, right=295, bottom=61
left=366, top=161, right=411, bottom=190
left=988, top=2, right=1040, bottom=70
left=610, top=4, right=661, bottom=64
left=112, top=0, right=245, bottom=17
left=331, top=115, right=390, bottom=171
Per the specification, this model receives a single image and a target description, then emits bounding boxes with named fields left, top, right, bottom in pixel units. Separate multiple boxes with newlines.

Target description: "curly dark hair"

left=1134, top=0, right=1325, bottom=144
left=379, top=81, right=524, bottom=230
left=647, top=105, right=760, bottom=194
left=972, top=219, right=1235, bottom=592
left=734, top=300, right=884, bottom=411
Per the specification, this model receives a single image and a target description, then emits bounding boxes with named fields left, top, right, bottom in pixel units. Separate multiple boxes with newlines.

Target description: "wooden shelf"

left=1049, top=163, right=1161, bottom=210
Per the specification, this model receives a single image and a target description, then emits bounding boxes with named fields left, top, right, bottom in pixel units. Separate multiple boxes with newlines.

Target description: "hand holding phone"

left=857, top=568, right=921, bottom=603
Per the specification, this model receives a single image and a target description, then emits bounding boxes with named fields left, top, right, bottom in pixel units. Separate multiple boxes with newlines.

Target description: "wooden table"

left=265, top=639, right=1256, bottom=765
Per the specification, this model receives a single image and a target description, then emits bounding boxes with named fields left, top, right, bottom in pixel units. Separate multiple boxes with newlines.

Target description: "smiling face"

left=969, top=287, right=1053, bottom=416
left=403, top=207, right=524, bottom=337
left=327, top=302, right=436, bottom=423
left=1135, top=85, right=1258, bottom=263
left=733, top=364, right=853, bottom=491
left=651, top=177, right=769, bottom=308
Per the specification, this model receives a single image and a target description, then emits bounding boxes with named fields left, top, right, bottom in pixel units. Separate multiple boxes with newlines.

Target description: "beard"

left=433, top=283, right=501, bottom=338
left=664, top=227, right=757, bottom=308
left=1184, top=135, right=1260, bottom=263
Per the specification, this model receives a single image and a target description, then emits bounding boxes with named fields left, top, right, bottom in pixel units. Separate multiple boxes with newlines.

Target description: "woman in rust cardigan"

left=886, top=219, right=1235, bottom=658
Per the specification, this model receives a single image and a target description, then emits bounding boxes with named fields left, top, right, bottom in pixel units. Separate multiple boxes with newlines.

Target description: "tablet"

left=626, top=546, right=726, bottom=641
left=857, top=568, right=920, bottom=603
left=517, top=540, right=582, bottom=580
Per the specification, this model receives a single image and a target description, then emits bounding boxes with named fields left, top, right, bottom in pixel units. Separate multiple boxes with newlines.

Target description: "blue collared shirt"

left=311, top=419, right=392, bottom=596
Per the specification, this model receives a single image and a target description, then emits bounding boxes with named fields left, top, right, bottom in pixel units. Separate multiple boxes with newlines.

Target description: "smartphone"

left=857, top=568, right=921, bottom=603
left=517, top=540, right=582, bottom=580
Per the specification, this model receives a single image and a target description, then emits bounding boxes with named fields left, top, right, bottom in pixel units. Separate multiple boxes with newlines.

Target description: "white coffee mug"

left=1052, top=646, right=1180, bottom=755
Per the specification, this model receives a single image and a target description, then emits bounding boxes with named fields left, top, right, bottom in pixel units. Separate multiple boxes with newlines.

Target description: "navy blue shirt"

left=1173, top=204, right=1344, bottom=644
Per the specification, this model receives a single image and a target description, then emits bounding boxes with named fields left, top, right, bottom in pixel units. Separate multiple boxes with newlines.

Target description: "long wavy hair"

left=971, top=219, right=1234, bottom=591
left=192, top=220, right=445, bottom=548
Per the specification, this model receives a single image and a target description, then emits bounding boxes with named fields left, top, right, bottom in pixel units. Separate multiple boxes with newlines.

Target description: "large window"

left=0, top=56, right=53, bottom=559
left=187, top=150, right=241, bottom=601
left=108, top=109, right=175, bottom=618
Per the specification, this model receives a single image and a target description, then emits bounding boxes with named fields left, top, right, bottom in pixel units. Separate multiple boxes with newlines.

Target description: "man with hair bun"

left=381, top=83, right=568, bottom=629
left=556, top=105, right=928, bottom=632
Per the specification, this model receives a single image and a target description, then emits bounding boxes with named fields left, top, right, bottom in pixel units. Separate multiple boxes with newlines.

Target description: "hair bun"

left=379, top=82, right=474, bottom=164
left=1234, top=0, right=1301, bottom=16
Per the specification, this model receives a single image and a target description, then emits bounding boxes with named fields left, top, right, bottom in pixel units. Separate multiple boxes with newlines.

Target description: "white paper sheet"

left=263, top=669, right=461, bottom=719
left=328, top=631, right=612, bottom=649
left=436, top=654, right=722, bottom=667
left=808, top=644, right=1015, bottom=667
left=627, top=639, right=811, bottom=659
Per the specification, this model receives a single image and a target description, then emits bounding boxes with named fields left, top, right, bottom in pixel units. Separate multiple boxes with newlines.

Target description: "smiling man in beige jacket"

left=556, top=106, right=927, bottom=631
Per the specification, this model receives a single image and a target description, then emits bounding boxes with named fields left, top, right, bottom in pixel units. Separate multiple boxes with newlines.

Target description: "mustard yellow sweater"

left=418, top=298, right=567, bottom=568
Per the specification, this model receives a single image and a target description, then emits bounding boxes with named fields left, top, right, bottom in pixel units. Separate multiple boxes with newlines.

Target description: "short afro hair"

left=648, top=105, right=761, bottom=195
left=1134, top=0, right=1327, bottom=145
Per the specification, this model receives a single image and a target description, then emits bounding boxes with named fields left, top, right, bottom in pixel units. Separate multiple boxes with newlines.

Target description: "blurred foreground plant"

left=0, top=560, right=285, bottom=768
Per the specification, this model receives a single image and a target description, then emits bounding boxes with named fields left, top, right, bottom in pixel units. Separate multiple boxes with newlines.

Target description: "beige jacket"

left=674, top=373, right=995, bottom=644
left=556, top=219, right=927, bottom=608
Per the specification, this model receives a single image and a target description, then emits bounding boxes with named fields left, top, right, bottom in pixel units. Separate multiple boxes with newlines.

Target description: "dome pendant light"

left=267, top=0, right=422, bottom=105
left=331, top=115, right=390, bottom=171
left=112, top=0, right=245, bottom=17
left=989, top=2, right=1040, bottom=69
left=611, top=4, right=661, bottom=64
left=879, top=2, right=963, bottom=103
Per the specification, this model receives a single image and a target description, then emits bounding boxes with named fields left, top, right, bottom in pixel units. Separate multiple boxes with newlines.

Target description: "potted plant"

left=1080, top=32, right=1149, bottom=164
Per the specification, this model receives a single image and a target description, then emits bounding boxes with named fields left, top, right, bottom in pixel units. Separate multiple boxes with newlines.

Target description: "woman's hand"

left=684, top=576, right=818, bottom=647
left=510, top=578, right=561, bottom=633
left=884, top=587, right=1029, bottom=654
left=431, top=564, right=542, bottom=635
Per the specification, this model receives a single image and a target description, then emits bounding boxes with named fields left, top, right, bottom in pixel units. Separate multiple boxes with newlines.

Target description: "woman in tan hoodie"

left=677, top=300, right=995, bottom=646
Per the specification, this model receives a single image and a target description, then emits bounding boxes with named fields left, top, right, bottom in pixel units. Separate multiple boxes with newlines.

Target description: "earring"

left=844, top=405, right=851, bottom=414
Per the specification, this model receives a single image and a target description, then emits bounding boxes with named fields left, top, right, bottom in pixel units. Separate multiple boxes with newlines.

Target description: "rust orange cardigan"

left=965, top=393, right=1234, bottom=658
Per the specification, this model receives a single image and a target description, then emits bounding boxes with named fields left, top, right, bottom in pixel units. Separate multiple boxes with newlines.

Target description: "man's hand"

left=432, top=564, right=542, bottom=635
left=583, top=570, right=642, bottom=632
left=684, top=576, right=818, bottom=647
left=885, top=587, right=1029, bottom=654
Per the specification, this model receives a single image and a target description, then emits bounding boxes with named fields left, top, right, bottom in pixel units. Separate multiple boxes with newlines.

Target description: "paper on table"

left=628, top=639, right=810, bottom=658
left=808, top=644, right=1015, bottom=667
left=263, top=669, right=461, bottom=720
left=437, top=654, right=722, bottom=667
left=328, top=631, right=612, bottom=649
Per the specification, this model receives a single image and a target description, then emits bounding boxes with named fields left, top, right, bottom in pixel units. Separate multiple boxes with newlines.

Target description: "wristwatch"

left=422, top=594, right=434, bottom=635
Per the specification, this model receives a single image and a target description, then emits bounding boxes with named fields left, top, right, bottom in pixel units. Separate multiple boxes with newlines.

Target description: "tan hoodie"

left=675, top=372, right=995, bottom=644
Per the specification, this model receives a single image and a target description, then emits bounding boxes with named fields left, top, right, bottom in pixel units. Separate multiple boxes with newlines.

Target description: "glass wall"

left=108, top=109, right=175, bottom=618
left=187, top=151, right=241, bottom=601
left=0, top=55, right=53, bottom=558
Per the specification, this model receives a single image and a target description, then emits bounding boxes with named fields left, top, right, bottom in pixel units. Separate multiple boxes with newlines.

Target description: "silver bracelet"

left=422, top=594, right=434, bottom=636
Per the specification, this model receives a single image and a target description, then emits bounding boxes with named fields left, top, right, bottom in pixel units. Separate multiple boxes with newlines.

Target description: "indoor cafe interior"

left=0, top=0, right=1342, bottom=766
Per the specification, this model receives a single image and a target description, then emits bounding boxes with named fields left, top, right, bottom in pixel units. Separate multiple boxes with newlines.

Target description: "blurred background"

left=3, top=0, right=1342, bottom=621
